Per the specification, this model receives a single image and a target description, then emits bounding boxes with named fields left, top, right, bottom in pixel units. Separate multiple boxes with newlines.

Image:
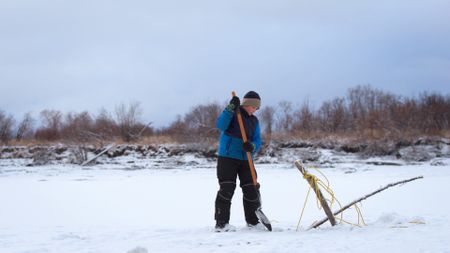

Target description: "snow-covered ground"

left=1, top=154, right=449, bottom=253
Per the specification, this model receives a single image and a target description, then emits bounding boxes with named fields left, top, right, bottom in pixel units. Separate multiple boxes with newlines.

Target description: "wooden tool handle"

left=232, top=91, right=257, bottom=185
left=231, top=91, right=248, bottom=142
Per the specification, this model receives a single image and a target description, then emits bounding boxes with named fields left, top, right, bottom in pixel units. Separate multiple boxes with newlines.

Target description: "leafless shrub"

left=318, top=97, right=347, bottom=133
left=92, top=108, right=118, bottom=142
left=184, top=102, right=221, bottom=142
left=16, top=112, right=34, bottom=141
left=292, top=99, right=315, bottom=133
left=0, top=110, right=15, bottom=144
left=35, top=110, right=63, bottom=141
left=61, top=111, right=94, bottom=143
left=115, top=102, right=144, bottom=142
left=161, top=102, right=221, bottom=143
left=259, top=105, right=276, bottom=145
left=391, top=97, right=419, bottom=132
left=417, top=92, right=449, bottom=133
left=276, top=100, right=294, bottom=133
left=159, top=115, right=186, bottom=143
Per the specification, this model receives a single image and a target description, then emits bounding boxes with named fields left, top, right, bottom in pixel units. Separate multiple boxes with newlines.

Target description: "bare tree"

left=0, top=110, right=15, bottom=144
left=293, top=99, right=315, bottom=133
left=391, top=97, right=418, bottom=132
left=93, top=108, right=118, bottom=141
left=330, top=97, right=348, bottom=132
left=417, top=92, right=449, bottom=133
left=259, top=105, right=276, bottom=145
left=347, top=84, right=374, bottom=131
left=61, top=111, right=94, bottom=142
left=35, top=110, right=63, bottom=141
left=276, top=100, right=294, bottom=133
left=16, top=112, right=34, bottom=141
left=318, top=100, right=332, bottom=132
left=318, top=97, right=347, bottom=133
left=115, top=102, right=143, bottom=142
left=346, top=84, right=400, bottom=136
left=160, top=115, right=186, bottom=142
left=183, top=102, right=221, bottom=142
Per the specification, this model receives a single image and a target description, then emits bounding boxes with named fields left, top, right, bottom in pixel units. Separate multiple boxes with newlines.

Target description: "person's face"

left=243, top=105, right=258, bottom=115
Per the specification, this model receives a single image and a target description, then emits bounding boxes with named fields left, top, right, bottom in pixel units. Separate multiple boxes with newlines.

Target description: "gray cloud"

left=1, top=0, right=450, bottom=126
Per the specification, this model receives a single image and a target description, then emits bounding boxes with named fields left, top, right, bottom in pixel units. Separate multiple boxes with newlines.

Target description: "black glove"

left=227, top=96, right=240, bottom=112
left=243, top=141, right=255, bottom=152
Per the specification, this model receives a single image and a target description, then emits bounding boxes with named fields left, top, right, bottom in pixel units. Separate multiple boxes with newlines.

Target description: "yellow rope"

left=296, top=165, right=366, bottom=231
left=296, top=184, right=311, bottom=230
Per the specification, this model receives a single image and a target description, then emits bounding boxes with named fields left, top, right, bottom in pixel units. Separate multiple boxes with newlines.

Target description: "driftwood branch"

left=81, top=122, right=151, bottom=166
left=81, top=143, right=116, bottom=166
left=309, top=175, right=424, bottom=229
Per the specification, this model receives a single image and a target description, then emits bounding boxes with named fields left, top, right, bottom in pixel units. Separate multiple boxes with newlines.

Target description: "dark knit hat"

left=242, top=91, right=261, bottom=109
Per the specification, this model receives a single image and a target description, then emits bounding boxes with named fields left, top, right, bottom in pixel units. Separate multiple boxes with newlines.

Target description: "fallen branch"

left=81, top=122, right=151, bottom=166
left=309, top=175, right=424, bottom=229
left=81, top=143, right=116, bottom=166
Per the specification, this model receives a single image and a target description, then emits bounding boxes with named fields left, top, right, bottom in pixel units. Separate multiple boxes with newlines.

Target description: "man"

left=214, top=91, right=262, bottom=231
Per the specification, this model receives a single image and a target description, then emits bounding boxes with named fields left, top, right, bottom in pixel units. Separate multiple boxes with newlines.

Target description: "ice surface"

left=0, top=153, right=449, bottom=253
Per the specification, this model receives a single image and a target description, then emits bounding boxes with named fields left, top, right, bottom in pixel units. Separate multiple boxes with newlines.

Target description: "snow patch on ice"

left=376, top=212, right=408, bottom=224
left=374, top=213, right=426, bottom=228
left=127, top=246, right=148, bottom=253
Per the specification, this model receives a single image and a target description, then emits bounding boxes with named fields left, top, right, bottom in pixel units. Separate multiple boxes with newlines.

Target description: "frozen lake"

left=1, top=158, right=449, bottom=253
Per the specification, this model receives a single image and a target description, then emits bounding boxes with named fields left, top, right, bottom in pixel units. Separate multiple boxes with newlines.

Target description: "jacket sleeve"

left=251, top=121, right=262, bottom=154
left=216, top=108, right=233, bottom=131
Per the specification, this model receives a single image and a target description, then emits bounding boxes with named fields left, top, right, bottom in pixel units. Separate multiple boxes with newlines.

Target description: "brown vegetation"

left=1, top=85, right=449, bottom=146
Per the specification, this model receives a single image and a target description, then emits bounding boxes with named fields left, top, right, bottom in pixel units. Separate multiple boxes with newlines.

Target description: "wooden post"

left=294, top=160, right=337, bottom=226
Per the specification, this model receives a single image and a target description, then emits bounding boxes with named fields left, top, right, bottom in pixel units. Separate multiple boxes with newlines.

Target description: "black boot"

left=215, top=221, right=227, bottom=229
left=215, top=221, right=236, bottom=232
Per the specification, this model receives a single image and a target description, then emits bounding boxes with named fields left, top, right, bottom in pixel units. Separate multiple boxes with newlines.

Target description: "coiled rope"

left=296, top=165, right=366, bottom=231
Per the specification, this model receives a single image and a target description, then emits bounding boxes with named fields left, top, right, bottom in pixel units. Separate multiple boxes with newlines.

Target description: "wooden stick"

left=294, top=160, right=337, bottom=226
left=232, top=91, right=258, bottom=186
left=309, top=175, right=424, bottom=229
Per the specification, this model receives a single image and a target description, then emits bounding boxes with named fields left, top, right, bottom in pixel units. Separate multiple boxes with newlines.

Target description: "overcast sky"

left=1, top=0, right=449, bottom=127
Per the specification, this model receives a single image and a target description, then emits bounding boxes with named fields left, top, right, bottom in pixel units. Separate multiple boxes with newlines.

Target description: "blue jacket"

left=216, top=107, right=262, bottom=160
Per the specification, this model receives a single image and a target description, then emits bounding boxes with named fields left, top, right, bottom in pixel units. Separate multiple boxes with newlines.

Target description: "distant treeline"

left=1, top=85, right=449, bottom=145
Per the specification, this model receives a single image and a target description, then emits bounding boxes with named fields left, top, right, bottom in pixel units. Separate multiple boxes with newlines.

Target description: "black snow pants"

left=214, top=156, right=261, bottom=225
